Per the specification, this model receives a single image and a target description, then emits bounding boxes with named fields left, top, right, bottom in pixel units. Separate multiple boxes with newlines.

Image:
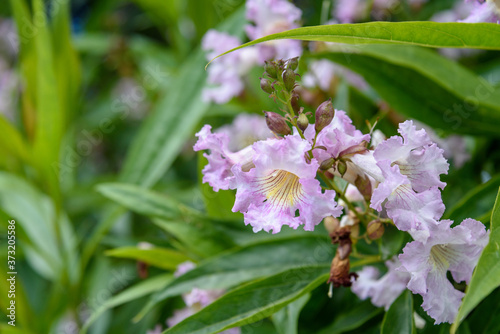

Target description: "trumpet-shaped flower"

left=314, top=110, right=371, bottom=163
left=217, top=114, right=272, bottom=152
left=194, top=125, right=254, bottom=192
left=352, top=258, right=410, bottom=310
left=232, top=134, right=342, bottom=233
left=374, top=120, right=449, bottom=192
left=194, top=115, right=272, bottom=192
left=371, top=161, right=445, bottom=242
left=398, top=218, right=489, bottom=324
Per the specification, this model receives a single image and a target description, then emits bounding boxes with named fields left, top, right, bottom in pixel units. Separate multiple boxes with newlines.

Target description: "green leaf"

left=163, top=266, right=329, bottom=334
left=451, top=188, right=500, bottom=333
left=319, top=44, right=500, bottom=136
left=96, top=182, right=238, bottom=257
left=119, top=6, right=246, bottom=188
left=444, top=175, right=500, bottom=224
left=96, top=182, right=195, bottom=220
left=118, top=49, right=207, bottom=187
left=210, top=22, right=500, bottom=65
left=381, top=290, right=415, bottom=334
left=105, top=246, right=191, bottom=270
left=272, top=293, right=311, bottom=334
left=0, top=324, right=36, bottom=334
left=135, top=235, right=333, bottom=321
left=32, top=0, right=64, bottom=199
left=81, top=273, right=172, bottom=334
left=465, top=287, right=500, bottom=334
left=379, top=224, right=409, bottom=260
left=0, top=116, right=30, bottom=162
left=319, top=300, right=382, bottom=334
left=153, top=219, right=237, bottom=258
left=51, top=0, right=81, bottom=121
left=0, top=172, right=62, bottom=279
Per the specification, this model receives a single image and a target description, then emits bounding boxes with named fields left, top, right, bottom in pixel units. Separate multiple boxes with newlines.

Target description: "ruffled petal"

left=399, top=218, right=490, bottom=324
left=315, top=110, right=370, bottom=159
left=194, top=125, right=234, bottom=191
left=296, top=178, right=343, bottom=231
left=232, top=134, right=341, bottom=233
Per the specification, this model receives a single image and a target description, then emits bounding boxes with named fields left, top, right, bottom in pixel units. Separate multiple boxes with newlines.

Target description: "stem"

left=319, top=172, right=366, bottom=224
left=351, top=255, right=382, bottom=268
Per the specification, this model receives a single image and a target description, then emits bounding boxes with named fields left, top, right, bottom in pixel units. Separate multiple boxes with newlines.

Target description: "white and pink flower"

left=399, top=218, right=489, bottom=324
left=232, top=134, right=342, bottom=233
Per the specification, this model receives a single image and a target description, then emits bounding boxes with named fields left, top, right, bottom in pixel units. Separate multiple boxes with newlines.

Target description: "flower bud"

left=315, top=100, right=335, bottom=133
left=354, top=175, right=372, bottom=202
left=260, top=78, right=273, bottom=94
left=264, top=61, right=278, bottom=79
left=367, top=220, right=385, bottom=240
left=324, top=216, right=340, bottom=234
left=338, top=143, right=368, bottom=159
left=337, top=160, right=347, bottom=177
left=290, top=92, right=300, bottom=113
left=287, top=57, right=299, bottom=71
left=264, top=111, right=291, bottom=136
left=297, top=113, right=309, bottom=131
left=282, top=67, right=296, bottom=92
left=320, top=157, right=335, bottom=171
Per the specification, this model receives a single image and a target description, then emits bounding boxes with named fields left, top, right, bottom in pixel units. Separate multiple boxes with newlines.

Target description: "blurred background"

left=0, top=0, right=500, bottom=333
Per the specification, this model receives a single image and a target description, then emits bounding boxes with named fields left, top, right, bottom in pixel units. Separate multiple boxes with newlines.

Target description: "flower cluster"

left=195, top=57, right=490, bottom=324
left=348, top=121, right=488, bottom=323
left=201, top=0, right=302, bottom=104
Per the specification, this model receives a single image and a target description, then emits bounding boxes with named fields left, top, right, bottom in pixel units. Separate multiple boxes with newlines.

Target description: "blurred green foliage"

left=0, top=0, right=499, bottom=334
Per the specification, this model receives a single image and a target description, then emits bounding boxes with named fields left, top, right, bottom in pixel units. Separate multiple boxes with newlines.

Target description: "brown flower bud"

left=338, top=143, right=368, bottom=159
left=354, top=175, right=373, bottom=202
left=290, top=92, right=300, bottom=113
left=315, top=100, right=335, bottom=133
left=282, top=67, right=296, bottom=91
left=367, top=220, right=385, bottom=240
left=260, top=78, right=273, bottom=94
left=264, top=111, right=291, bottom=136
left=297, top=113, right=309, bottom=131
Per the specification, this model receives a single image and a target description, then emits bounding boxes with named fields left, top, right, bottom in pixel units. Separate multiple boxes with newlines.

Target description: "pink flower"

left=413, top=121, right=470, bottom=168
left=202, top=30, right=259, bottom=104
left=245, top=0, right=303, bottom=63
left=217, top=114, right=272, bottom=152
left=461, top=0, right=500, bottom=23
left=167, top=262, right=241, bottom=334
left=194, top=115, right=271, bottom=192
left=352, top=258, right=410, bottom=310
left=398, top=219, right=489, bottom=324
left=174, top=261, right=196, bottom=277
left=314, top=110, right=371, bottom=163
left=232, top=134, right=342, bottom=233
left=334, top=0, right=368, bottom=23
left=373, top=121, right=449, bottom=192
